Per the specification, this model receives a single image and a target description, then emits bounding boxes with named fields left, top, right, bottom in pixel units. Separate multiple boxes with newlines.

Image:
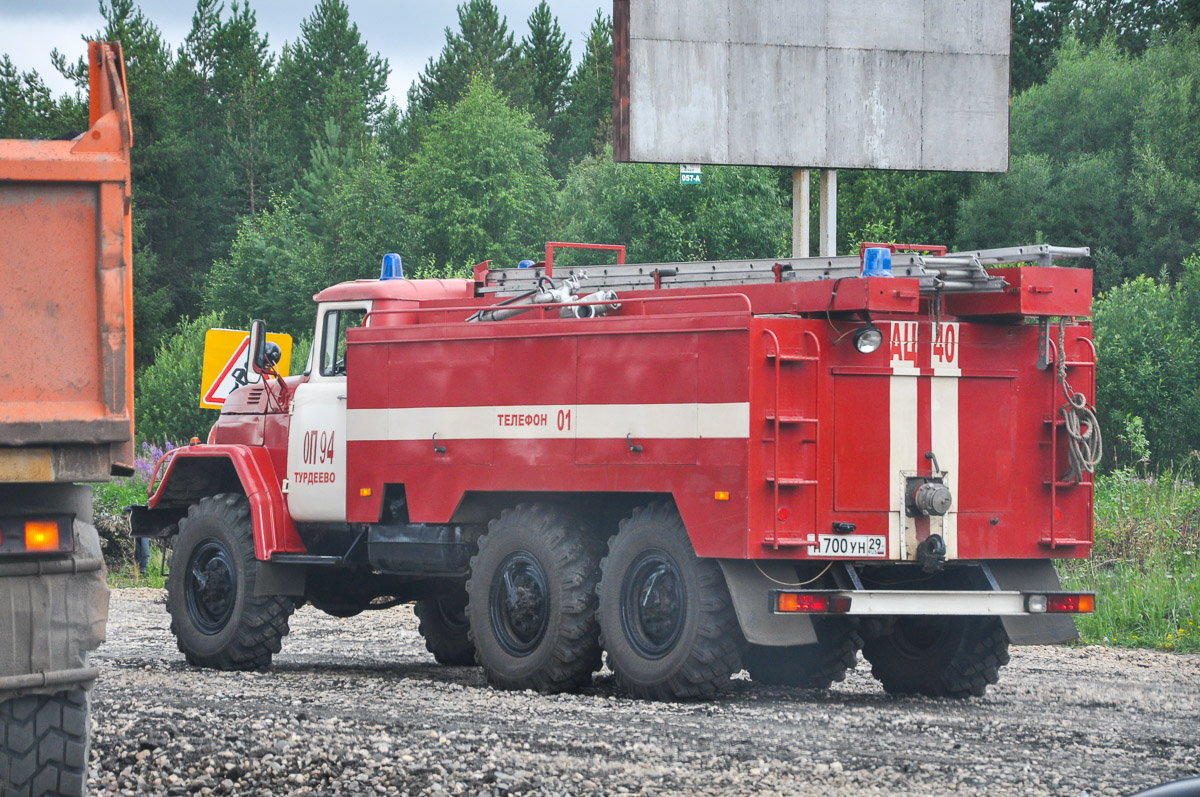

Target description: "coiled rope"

left=1056, top=319, right=1103, bottom=482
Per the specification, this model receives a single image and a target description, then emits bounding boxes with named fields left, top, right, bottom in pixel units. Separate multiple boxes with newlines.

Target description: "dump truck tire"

left=466, top=504, right=603, bottom=692
left=0, top=690, right=89, bottom=797
left=598, top=502, right=743, bottom=701
left=415, top=594, right=476, bottom=666
left=167, top=494, right=294, bottom=671
left=745, top=618, right=863, bottom=689
left=861, top=616, right=1010, bottom=698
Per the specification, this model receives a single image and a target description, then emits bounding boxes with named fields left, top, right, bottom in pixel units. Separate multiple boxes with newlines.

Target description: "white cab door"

left=286, top=302, right=368, bottom=522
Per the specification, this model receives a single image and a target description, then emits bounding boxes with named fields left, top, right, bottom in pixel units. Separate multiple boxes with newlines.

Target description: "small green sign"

left=679, top=164, right=701, bottom=185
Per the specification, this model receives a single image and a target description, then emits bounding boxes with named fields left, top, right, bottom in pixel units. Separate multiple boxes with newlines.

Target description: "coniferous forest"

left=3, top=0, right=1200, bottom=469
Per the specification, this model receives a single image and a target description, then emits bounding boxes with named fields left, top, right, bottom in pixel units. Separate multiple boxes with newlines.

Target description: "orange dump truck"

left=0, top=42, right=132, bottom=795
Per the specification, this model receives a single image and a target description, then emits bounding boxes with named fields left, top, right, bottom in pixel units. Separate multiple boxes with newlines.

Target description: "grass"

left=1057, top=465, right=1200, bottom=652
left=107, top=548, right=168, bottom=590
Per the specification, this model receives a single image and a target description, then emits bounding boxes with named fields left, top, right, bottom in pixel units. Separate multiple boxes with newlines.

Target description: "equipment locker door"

left=286, top=302, right=369, bottom=522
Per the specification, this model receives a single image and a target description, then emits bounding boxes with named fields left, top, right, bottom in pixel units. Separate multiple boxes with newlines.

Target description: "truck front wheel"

left=597, top=502, right=743, bottom=701
left=744, top=618, right=862, bottom=689
left=415, top=592, right=476, bottom=665
left=860, top=616, right=1010, bottom=698
left=167, top=494, right=295, bottom=671
left=466, top=504, right=603, bottom=692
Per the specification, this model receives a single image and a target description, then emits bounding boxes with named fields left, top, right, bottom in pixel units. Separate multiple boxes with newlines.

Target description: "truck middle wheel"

left=166, top=494, right=295, bottom=671
left=744, top=618, right=863, bottom=689
left=597, top=502, right=744, bottom=701
left=414, top=592, right=476, bottom=666
left=861, top=616, right=1011, bottom=698
left=466, top=504, right=603, bottom=692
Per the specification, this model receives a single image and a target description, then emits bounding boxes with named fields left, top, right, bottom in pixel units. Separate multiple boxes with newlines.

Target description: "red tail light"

left=775, top=591, right=852, bottom=614
left=1046, top=593, right=1095, bottom=613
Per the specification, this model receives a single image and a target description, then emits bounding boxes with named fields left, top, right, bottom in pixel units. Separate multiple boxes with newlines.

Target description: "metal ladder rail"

left=480, top=244, right=1089, bottom=298
left=1042, top=334, right=1098, bottom=549
left=761, top=329, right=821, bottom=549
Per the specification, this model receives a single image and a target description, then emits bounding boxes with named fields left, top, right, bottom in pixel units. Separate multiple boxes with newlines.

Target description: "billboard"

left=613, top=0, right=1011, bottom=172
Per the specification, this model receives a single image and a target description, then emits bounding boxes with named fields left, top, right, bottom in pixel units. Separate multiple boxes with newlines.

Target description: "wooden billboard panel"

left=613, top=0, right=1011, bottom=172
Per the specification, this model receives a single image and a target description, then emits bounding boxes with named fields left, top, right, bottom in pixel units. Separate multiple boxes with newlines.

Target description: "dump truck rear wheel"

left=415, top=593, right=476, bottom=665
left=598, top=502, right=743, bottom=701
left=466, top=504, right=603, bottom=692
left=861, top=616, right=1010, bottom=698
left=167, top=494, right=294, bottom=671
left=0, top=690, right=89, bottom=797
left=745, top=618, right=862, bottom=689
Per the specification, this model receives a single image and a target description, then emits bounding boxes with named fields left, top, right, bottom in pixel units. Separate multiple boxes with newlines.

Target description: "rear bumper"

left=770, top=588, right=1095, bottom=616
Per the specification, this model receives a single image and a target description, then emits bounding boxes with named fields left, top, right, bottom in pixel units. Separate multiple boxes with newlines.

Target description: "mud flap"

left=988, top=559, right=1079, bottom=645
left=717, top=560, right=817, bottom=646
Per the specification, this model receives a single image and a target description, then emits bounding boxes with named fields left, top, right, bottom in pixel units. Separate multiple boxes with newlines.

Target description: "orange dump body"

left=0, top=42, right=134, bottom=482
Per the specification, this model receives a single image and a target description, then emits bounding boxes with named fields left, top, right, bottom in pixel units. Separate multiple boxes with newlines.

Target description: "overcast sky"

left=0, top=0, right=606, bottom=107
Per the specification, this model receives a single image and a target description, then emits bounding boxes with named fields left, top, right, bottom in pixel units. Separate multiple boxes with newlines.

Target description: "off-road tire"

left=745, top=618, right=863, bottom=689
left=415, top=593, right=476, bottom=666
left=597, top=502, right=743, bottom=701
left=0, top=690, right=89, bottom=797
left=466, top=504, right=603, bottom=692
left=861, top=616, right=1010, bottom=698
left=167, top=494, right=294, bottom=671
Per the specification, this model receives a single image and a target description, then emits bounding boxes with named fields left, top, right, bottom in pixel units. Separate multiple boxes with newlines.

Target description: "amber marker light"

left=360, top=487, right=372, bottom=497
left=714, top=491, right=729, bottom=501
left=25, top=520, right=60, bottom=551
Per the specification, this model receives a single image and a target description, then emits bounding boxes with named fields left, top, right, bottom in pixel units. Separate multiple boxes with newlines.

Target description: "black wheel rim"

left=620, top=549, right=685, bottom=659
left=185, top=538, right=237, bottom=634
left=489, top=551, right=550, bottom=656
left=891, top=617, right=952, bottom=661
left=437, top=597, right=470, bottom=634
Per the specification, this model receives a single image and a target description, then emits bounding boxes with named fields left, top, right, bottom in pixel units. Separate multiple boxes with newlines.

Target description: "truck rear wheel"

left=415, top=593, right=476, bottom=665
left=597, top=502, right=743, bottom=701
left=167, top=494, right=295, bottom=671
left=744, top=618, right=862, bottom=689
left=466, top=504, right=603, bottom=692
left=861, top=616, right=1010, bottom=698
left=0, top=690, right=89, bottom=797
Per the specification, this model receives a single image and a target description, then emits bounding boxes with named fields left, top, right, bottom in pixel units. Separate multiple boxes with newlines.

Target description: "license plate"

left=814, top=534, right=887, bottom=558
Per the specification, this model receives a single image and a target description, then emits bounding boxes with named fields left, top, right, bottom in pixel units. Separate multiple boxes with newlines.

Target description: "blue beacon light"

left=380, top=253, right=404, bottom=280
left=862, top=247, right=893, bottom=277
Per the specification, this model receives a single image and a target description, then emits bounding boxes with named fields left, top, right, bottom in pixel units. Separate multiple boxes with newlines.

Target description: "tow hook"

left=916, top=534, right=947, bottom=574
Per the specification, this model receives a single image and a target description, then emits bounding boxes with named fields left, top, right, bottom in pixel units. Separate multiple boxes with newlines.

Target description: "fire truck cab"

left=134, top=242, right=1098, bottom=700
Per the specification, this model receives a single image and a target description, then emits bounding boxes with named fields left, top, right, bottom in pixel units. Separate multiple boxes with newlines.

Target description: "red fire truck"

left=133, top=242, right=1098, bottom=701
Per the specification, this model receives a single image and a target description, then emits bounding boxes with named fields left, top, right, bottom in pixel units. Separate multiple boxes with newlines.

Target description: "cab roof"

left=313, top=278, right=477, bottom=304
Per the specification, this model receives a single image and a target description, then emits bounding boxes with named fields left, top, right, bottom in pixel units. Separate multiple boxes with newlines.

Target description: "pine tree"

left=213, top=1, right=280, bottom=218
left=554, top=11, right=613, bottom=171
left=401, top=0, right=527, bottom=154
left=274, top=0, right=390, bottom=171
left=522, top=1, right=571, bottom=131
left=0, top=55, right=86, bottom=139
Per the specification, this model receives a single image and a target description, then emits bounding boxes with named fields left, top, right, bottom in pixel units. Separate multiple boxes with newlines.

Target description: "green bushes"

left=135, top=312, right=223, bottom=447
left=1060, top=466, right=1200, bottom=651
left=1093, top=257, right=1200, bottom=468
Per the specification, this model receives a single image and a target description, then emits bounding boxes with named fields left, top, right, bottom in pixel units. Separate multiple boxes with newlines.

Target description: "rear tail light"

left=1027, top=592, right=1095, bottom=614
left=774, top=591, right=852, bottom=614
left=0, top=516, right=73, bottom=556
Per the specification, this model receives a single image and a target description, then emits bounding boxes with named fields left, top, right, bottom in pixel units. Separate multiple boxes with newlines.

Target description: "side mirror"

left=248, top=319, right=267, bottom=374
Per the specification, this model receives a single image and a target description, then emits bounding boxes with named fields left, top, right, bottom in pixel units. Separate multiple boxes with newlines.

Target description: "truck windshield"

left=320, top=309, right=366, bottom=377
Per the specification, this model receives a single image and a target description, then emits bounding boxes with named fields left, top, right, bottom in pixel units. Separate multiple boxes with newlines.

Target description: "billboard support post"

left=792, top=168, right=810, bottom=259
left=819, top=169, right=838, bottom=257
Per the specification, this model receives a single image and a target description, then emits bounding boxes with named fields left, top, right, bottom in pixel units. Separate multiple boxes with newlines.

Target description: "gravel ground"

left=88, top=589, right=1200, bottom=797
